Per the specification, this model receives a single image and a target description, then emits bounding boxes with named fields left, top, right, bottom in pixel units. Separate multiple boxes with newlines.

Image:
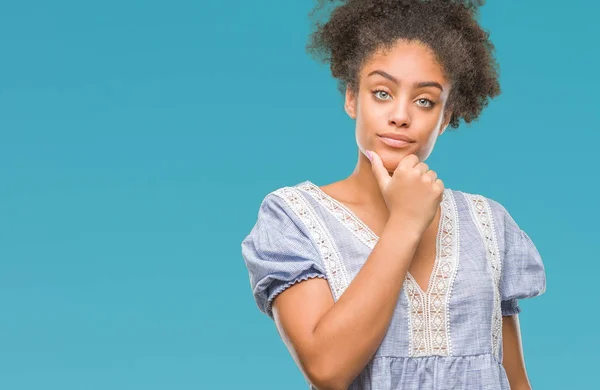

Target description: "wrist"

left=385, top=213, right=426, bottom=241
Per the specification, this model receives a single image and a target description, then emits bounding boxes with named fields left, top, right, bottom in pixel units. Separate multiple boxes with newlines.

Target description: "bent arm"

left=272, top=215, right=422, bottom=390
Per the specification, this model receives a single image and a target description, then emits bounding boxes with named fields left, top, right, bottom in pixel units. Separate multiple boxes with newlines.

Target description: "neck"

left=343, top=149, right=389, bottom=212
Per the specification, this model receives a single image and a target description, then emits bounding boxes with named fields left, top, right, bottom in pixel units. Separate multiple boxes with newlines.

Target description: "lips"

left=377, top=132, right=415, bottom=149
left=377, top=132, right=415, bottom=143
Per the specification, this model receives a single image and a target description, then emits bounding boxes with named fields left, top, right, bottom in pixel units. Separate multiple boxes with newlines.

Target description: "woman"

left=241, top=1, right=546, bottom=389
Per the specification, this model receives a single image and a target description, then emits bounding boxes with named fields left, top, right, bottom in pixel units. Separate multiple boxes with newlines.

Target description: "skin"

left=503, top=314, right=533, bottom=389
left=333, top=39, right=452, bottom=294
left=272, top=39, right=531, bottom=389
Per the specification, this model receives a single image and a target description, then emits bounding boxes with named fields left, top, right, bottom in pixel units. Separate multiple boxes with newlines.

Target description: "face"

left=345, top=39, right=452, bottom=173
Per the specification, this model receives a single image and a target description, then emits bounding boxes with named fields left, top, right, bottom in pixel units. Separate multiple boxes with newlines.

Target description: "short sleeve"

left=494, top=201, right=547, bottom=316
left=241, top=192, right=327, bottom=320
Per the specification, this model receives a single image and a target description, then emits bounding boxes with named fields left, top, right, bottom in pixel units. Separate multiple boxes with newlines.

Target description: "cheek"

left=416, top=136, right=439, bottom=161
left=355, top=103, right=381, bottom=149
left=356, top=96, right=386, bottom=130
left=415, top=118, right=443, bottom=161
left=354, top=117, right=369, bottom=154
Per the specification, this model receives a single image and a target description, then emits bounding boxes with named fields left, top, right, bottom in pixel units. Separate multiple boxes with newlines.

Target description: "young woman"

left=241, top=1, right=546, bottom=389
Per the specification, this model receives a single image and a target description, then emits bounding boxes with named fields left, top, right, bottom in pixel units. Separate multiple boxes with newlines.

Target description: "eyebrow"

left=367, top=70, right=444, bottom=91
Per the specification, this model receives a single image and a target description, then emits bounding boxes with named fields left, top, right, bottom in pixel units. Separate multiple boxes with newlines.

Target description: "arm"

left=502, top=314, right=532, bottom=390
left=272, top=215, right=422, bottom=390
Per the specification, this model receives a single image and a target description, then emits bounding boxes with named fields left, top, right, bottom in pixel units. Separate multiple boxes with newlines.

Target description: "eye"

left=373, top=89, right=392, bottom=101
left=416, top=98, right=435, bottom=108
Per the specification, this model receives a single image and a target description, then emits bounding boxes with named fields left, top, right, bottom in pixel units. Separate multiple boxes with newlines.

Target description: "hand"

left=367, top=150, right=444, bottom=234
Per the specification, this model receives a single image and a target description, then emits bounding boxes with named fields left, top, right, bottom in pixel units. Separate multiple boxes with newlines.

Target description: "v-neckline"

left=300, top=180, right=447, bottom=297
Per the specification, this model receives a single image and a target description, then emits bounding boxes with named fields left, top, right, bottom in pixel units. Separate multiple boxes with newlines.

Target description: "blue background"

left=1, top=0, right=597, bottom=388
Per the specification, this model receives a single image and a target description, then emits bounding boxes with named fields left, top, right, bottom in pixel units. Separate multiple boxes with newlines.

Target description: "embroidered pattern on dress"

left=463, top=193, right=503, bottom=361
left=416, top=192, right=460, bottom=356
left=299, top=182, right=460, bottom=357
left=297, top=182, right=378, bottom=249
left=273, top=187, right=350, bottom=301
left=403, top=191, right=460, bottom=357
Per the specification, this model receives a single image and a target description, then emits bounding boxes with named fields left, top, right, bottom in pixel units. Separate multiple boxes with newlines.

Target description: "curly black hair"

left=307, top=0, right=501, bottom=129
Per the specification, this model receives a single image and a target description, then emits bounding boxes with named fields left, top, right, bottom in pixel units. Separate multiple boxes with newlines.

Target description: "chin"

left=380, top=155, right=401, bottom=173
left=377, top=145, right=425, bottom=167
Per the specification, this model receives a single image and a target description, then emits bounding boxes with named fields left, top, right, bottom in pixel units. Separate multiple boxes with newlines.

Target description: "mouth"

left=377, top=135, right=415, bottom=149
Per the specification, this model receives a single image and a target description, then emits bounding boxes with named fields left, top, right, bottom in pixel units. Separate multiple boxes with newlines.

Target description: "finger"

left=399, top=153, right=420, bottom=170
left=367, top=150, right=391, bottom=188
left=415, top=162, right=430, bottom=174
left=425, top=170, right=437, bottom=181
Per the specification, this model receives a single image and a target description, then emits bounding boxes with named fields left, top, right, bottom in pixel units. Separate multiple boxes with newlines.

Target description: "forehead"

left=360, top=40, right=448, bottom=84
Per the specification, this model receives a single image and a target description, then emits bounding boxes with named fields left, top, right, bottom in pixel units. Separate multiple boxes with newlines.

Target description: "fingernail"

left=366, top=150, right=372, bottom=161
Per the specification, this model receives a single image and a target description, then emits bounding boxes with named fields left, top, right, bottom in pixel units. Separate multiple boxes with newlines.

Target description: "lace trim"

left=404, top=277, right=429, bottom=355
left=297, top=182, right=378, bottom=249
left=405, top=191, right=459, bottom=357
left=463, top=193, right=503, bottom=361
left=299, top=181, right=459, bottom=357
left=425, top=192, right=460, bottom=356
left=273, top=187, right=350, bottom=301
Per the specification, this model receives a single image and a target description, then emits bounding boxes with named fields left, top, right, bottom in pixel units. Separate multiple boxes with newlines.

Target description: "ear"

left=345, top=85, right=357, bottom=119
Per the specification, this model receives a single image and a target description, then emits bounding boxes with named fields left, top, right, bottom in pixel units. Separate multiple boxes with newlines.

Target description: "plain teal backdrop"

left=1, top=0, right=598, bottom=389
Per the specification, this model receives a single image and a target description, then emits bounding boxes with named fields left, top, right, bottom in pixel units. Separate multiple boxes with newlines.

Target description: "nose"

left=388, top=100, right=411, bottom=128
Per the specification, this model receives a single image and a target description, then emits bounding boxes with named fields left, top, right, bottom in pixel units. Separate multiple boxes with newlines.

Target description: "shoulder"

left=254, top=180, right=312, bottom=213
left=448, top=188, right=508, bottom=212
left=447, top=188, right=515, bottom=232
left=245, top=180, right=317, bottom=240
left=450, top=190, right=533, bottom=255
